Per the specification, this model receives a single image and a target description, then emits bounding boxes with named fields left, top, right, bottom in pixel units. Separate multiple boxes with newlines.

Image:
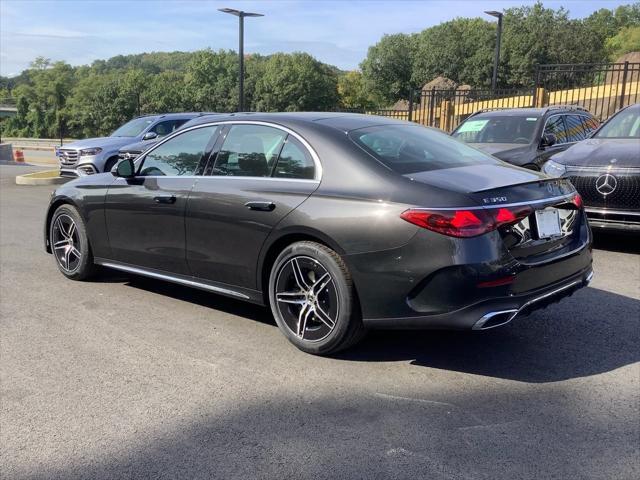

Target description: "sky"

left=0, top=0, right=633, bottom=76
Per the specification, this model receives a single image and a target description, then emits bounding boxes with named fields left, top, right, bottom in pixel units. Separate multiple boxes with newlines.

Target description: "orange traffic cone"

left=13, top=148, right=25, bottom=163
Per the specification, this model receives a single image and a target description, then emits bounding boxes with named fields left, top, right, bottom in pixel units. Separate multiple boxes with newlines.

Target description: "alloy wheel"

left=52, top=214, right=82, bottom=272
left=274, top=256, right=339, bottom=342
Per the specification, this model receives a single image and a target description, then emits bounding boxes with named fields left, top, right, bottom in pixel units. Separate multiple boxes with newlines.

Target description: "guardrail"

left=1, top=137, right=76, bottom=149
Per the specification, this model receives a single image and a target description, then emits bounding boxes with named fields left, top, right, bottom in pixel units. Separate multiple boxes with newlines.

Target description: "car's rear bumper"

left=362, top=266, right=592, bottom=329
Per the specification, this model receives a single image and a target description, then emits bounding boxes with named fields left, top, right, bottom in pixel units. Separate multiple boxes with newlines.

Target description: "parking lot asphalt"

left=1, top=164, right=638, bottom=480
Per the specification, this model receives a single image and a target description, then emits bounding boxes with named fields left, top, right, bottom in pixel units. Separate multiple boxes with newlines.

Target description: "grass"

left=19, top=170, right=60, bottom=179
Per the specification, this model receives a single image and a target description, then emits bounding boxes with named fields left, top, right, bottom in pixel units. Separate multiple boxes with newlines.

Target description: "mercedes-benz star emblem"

left=595, top=174, right=617, bottom=196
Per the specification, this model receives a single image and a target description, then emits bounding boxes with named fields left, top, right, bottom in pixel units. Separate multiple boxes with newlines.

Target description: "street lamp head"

left=218, top=8, right=264, bottom=17
left=484, top=10, right=503, bottom=18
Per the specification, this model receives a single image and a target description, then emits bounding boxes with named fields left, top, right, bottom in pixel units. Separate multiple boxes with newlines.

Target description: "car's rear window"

left=349, top=124, right=500, bottom=174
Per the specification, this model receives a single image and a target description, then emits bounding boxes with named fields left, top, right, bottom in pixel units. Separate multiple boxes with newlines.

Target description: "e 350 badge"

left=482, top=196, right=508, bottom=204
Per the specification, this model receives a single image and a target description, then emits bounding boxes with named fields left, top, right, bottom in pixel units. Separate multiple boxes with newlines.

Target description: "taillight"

left=401, top=206, right=533, bottom=238
left=571, top=193, right=583, bottom=209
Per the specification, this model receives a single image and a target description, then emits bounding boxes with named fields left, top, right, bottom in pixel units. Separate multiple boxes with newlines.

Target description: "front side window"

left=452, top=116, right=539, bottom=144
left=212, top=125, right=286, bottom=177
left=111, top=117, right=156, bottom=137
left=139, top=126, right=217, bottom=176
left=595, top=107, right=640, bottom=139
left=565, top=115, right=588, bottom=142
left=351, top=125, right=500, bottom=174
left=543, top=115, right=568, bottom=144
left=273, top=137, right=315, bottom=179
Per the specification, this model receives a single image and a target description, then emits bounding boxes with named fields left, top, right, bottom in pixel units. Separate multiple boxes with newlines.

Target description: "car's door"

left=186, top=122, right=320, bottom=289
left=538, top=114, right=570, bottom=162
left=104, top=125, right=219, bottom=274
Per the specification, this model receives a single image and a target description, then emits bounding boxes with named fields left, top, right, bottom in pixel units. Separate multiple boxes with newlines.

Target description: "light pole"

left=219, top=7, right=264, bottom=112
left=485, top=10, right=503, bottom=91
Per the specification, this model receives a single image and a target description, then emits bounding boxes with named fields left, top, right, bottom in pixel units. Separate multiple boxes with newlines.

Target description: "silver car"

left=57, top=113, right=204, bottom=177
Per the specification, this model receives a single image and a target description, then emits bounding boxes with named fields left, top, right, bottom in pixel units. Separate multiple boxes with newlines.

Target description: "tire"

left=49, top=204, right=98, bottom=280
left=103, top=156, right=119, bottom=173
left=268, top=241, right=366, bottom=355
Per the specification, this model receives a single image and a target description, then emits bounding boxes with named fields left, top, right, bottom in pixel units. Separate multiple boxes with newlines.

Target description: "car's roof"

left=136, top=112, right=218, bottom=121
left=179, top=111, right=413, bottom=133
left=469, top=106, right=592, bottom=118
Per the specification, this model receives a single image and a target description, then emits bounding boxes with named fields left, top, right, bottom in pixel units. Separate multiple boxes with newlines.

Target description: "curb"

left=15, top=170, right=69, bottom=186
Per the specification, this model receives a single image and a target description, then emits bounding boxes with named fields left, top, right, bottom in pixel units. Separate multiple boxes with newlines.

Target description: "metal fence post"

left=407, top=90, right=414, bottom=123
left=428, top=87, right=436, bottom=127
left=619, top=61, right=630, bottom=110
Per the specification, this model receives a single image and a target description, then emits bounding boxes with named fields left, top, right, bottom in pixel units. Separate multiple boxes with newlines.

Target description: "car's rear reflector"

left=400, top=205, right=533, bottom=238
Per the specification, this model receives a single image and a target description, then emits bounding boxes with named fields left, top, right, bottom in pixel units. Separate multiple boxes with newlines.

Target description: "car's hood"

left=63, top=136, right=140, bottom=150
left=118, top=139, right=160, bottom=154
left=552, top=138, right=639, bottom=168
left=468, top=143, right=533, bottom=165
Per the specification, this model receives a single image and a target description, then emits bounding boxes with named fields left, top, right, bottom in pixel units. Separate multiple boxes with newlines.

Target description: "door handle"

left=245, top=201, right=276, bottom=212
left=154, top=195, right=177, bottom=204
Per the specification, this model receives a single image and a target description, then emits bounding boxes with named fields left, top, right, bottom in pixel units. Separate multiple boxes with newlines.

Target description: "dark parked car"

left=117, top=113, right=220, bottom=162
left=544, top=103, right=640, bottom=232
left=452, top=106, right=599, bottom=170
left=44, top=113, right=593, bottom=355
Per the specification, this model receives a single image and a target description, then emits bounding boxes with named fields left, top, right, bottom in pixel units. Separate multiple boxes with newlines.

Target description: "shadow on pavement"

left=121, top=273, right=639, bottom=384
left=592, top=230, right=640, bottom=254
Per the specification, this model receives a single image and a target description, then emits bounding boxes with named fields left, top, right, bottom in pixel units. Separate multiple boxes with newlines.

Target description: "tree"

left=412, top=18, right=496, bottom=88
left=360, top=33, right=418, bottom=104
left=337, top=71, right=381, bottom=110
left=184, top=49, right=238, bottom=112
left=252, top=53, right=339, bottom=111
left=606, top=25, right=640, bottom=59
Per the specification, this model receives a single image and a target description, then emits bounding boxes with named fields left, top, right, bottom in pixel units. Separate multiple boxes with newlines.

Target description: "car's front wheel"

left=49, top=204, right=98, bottom=280
left=268, top=241, right=366, bottom=355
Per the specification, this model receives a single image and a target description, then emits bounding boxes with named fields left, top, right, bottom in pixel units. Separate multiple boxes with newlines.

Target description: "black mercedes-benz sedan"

left=45, top=113, right=593, bottom=354
left=544, top=103, right=640, bottom=232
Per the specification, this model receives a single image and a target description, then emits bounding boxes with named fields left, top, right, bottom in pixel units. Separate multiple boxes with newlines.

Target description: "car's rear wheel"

left=50, top=204, right=98, bottom=280
left=268, top=241, right=365, bottom=355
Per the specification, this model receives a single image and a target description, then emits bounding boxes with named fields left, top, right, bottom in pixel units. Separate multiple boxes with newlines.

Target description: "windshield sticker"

left=457, top=119, right=489, bottom=133
left=526, top=117, right=538, bottom=121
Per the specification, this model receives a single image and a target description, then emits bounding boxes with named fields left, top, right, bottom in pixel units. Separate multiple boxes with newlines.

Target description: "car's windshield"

left=594, top=107, right=640, bottom=139
left=110, top=117, right=156, bottom=137
left=349, top=124, right=501, bottom=175
left=452, top=115, right=539, bottom=144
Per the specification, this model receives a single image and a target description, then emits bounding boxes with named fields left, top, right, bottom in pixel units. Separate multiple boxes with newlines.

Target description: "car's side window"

left=211, top=125, right=286, bottom=177
left=150, top=120, right=186, bottom=137
left=543, top=115, right=568, bottom=144
left=138, top=126, right=217, bottom=177
left=565, top=115, right=588, bottom=142
left=581, top=116, right=599, bottom=135
left=273, top=136, right=315, bottom=180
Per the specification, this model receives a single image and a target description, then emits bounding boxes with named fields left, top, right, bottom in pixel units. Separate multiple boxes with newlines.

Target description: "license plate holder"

left=535, top=208, right=562, bottom=239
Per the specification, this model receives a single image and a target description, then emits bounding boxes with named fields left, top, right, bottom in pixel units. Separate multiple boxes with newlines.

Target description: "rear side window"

left=565, top=115, right=588, bottom=142
left=212, top=125, right=286, bottom=177
left=543, top=116, right=568, bottom=144
left=273, top=136, right=315, bottom=179
left=350, top=125, right=500, bottom=174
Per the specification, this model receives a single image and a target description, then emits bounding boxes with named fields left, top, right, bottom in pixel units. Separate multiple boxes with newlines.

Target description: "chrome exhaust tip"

left=472, top=309, right=518, bottom=330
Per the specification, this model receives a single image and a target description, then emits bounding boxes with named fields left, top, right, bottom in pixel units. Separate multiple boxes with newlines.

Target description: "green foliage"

left=1, top=2, right=639, bottom=138
left=252, top=53, right=339, bottom=111
left=606, top=25, right=640, bottom=59
left=337, top=71, right=381, bottom=110
left=360, top=33, right=418, bottom=103
left=412, top=18, right=495, bottom=88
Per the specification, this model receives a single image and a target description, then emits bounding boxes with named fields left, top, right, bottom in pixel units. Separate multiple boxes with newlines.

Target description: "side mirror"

left=114, top=158, right=135, bottom=177
left=540, top=133, right=557, bottom=148
left=143, top=131, right=158, bottom=141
